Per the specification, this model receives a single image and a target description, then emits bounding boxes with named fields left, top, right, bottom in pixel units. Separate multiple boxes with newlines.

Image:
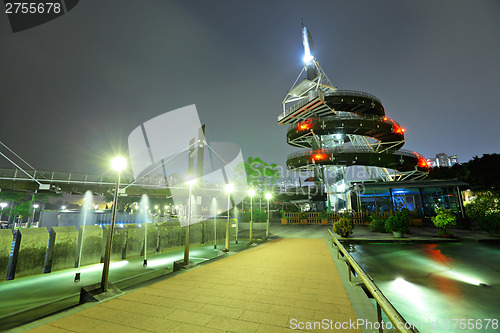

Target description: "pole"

left=266, top=198, right=270, bottom=239
left=235, top=205, right=238, bottom=244
left=100, top=172, right=120, bottom=292
left=249, top=195, right=253, bottom=243
left=183, top=184, right=192, bottom=265
left=225, top=191, right=230, bottom=251
left=143, top=209, right=148, bottom=267
left=213, top=198, right=217, bottom=249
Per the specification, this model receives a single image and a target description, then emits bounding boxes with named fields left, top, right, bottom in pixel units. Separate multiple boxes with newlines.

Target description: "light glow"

left=225, top=183, right=234, bottom=194
left=111, top=156, right=127, bottom=172
left=248, top=188, right=256, bottom=197
left=265, top=192, right=272, bottom=200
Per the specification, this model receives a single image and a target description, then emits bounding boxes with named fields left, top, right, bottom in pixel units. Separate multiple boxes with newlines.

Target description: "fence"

left=328, top=230, right=420, bottom=333
left=283, top=211, right=390, bottom=225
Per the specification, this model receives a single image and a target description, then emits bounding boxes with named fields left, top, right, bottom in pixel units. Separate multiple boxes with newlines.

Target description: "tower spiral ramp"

left=278, top=27, right=428, bottom=211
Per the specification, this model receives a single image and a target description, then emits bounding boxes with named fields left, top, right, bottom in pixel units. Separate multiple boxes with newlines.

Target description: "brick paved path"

left=28, top=239, right=361, bottom=332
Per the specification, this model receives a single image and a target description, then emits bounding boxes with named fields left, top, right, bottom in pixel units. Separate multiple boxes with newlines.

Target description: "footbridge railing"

left=328, top=229, right=420, bottom=333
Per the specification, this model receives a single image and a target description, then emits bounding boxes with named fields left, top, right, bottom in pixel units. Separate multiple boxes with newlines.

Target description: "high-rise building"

left=427, top=153, right=459, bottom=167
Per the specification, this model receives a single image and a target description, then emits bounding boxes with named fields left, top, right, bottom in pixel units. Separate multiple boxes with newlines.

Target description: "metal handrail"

left=288, top=114, right=404, bottom=131
left=278, top=89, right=383, bottom=121
left=327, top=89, right=382, bottom=104
left=287, top=147, right=418, bottom=160
left=328, top=229, right=420, bottom=333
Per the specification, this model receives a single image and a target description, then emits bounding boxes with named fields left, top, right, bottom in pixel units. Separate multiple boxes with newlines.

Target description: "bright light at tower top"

left=302, top=26, right=314, bottom=63
left=111, top=156, right=127, bottom=172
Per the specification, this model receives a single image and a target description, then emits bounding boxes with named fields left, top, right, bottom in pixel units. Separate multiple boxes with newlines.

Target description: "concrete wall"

left=39, top=211, right=59, bottom=230
left=58, top=212, right=97, bottom=228
left=11, top=227, right=49, bottom=279
left=45, top=226, right=78, bottom=272
left=157, top=222, right=185, bottom=252
left=144, top=223, right=158, bottom=255
left=124, top=224, right=143, bottom=259
left=77, top=225, right=103, bottom=267
left=0, top=230, right=13, bottom=281
left=102, top=225, right=126, bottom=260
left=4, top=218, right=234, bottom=280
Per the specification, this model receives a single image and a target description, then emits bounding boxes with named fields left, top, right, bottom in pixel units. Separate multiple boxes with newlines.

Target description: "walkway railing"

left=284, top=211, right=389, bottom=225
left=328, top=229, right=420, bottom=333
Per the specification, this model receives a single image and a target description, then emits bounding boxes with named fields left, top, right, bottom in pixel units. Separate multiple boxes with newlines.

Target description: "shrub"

left=432, top=208, right=456, bottom=235
left=242, top=209, right=267, bottom=222
left=465, top=193, right=500, bottom=220
left=478, top=214, right=500, bottom=234
left=333, top=216, right=354, bottom=238
left=318, top=211, right=328, bottom=220
left=369, top=216, right=386, bottom=232
left=385, top=209, right=410, bottom=233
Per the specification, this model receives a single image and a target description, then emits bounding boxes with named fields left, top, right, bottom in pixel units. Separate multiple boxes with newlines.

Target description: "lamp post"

left=101, top=156, right=126, bottom=292
left=265, top=192, right=272, bottom=239
left=31, top=204, right=39, bottom=227
left=248, top=188, right=256, bottom=244
left=212, top=198, right=217, bottom=249
left=1, top=202, right=7, bottom=223
left=184, top=178, right=196, bottom=265
left=224, top=183, right=233, bottom=251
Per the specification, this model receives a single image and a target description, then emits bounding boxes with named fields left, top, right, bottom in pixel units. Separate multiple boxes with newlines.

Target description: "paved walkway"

left=26, top=239, right=361, bottom=333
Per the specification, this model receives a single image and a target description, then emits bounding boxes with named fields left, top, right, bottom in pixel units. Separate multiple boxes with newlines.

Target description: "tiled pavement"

left=27, top=239, right=362, bottom=332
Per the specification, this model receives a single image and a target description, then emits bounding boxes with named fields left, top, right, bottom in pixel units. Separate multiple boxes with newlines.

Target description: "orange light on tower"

left=311, top=153, right=328, bottom=162
left=297, top=119, right=313, bottom=131
left=418, top=157, right=428, bottom=169
left=393, top=123, right=403, bottom=134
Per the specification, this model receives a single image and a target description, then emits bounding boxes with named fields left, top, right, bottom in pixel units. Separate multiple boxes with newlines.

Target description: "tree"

left=236, top=157, right=280, bottom=190
left=464, top=192, right=500, bottom=220
left=431, top=207, right=456, bottom=235
left=428, top=154, right=500, bottom=194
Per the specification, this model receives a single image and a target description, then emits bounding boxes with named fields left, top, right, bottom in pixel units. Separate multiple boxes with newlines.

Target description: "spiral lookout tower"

left=279, top=27, right=429, bottom=211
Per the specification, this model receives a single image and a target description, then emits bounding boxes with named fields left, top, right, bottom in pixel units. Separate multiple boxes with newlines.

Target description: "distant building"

left=427, top=153, right=459, bottom=168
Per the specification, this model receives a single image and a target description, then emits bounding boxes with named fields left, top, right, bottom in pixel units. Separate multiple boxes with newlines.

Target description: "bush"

left=385, top=209, right=410, bottom=233
left=242, top=209, right=267, bottom=222
left=465, top=193, right=500, bottom=220
left=369, top=216, right=386, bottom=232
left=318, top=211, right=328, bottom=220
left=478, top=214, right=500, bottom=234
left=333, top=216, right=354, bottom=238
left=431, top=208, right=456, bottom=233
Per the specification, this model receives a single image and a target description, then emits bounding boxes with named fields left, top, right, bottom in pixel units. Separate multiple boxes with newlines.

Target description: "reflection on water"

left=348, top=242, right=500, bottom=333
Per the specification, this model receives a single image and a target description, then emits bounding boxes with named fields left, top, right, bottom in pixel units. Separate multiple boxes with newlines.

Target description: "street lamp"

left=248, top=188, right=256, bottom=244
left=224, top=183, right=233, bottom=251
left=212, top=198, right=217, bottom=249
left=101, top=156, right=126, bottom=292
left=265, top=192, right=272, bottom=239
left=184, top=178, right=196, bottom=265
left=31, top=204, right=39, bottom=227
left=0, top=202, right=7, bottom=222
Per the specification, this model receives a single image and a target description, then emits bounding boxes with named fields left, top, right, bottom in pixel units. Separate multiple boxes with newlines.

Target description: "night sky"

left=1, top=0, right=499, bottom=177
